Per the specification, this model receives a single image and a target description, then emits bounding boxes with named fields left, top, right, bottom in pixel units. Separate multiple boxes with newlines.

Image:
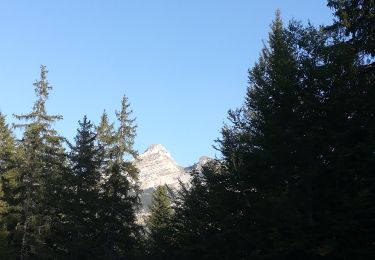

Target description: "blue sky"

left=0, top=0, right=333, bottom=166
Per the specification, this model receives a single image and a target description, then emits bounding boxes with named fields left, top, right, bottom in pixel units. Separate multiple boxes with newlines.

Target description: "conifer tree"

left=148, top=185, right=173, bottom=233
left=98, top=96, right=140, bottom=259
left=168, top=162, right=243, bottom=260
left=116, top=95, right=138, bottom=160
left=60, top=115, right=103, bottom=258
left=97, top=110, right=117, bottom=165
left=0, top=113, right=15, bottom=216
left=0, top=113, right=19, bottom=258
left=215, top=11, right=303, bottom=258
left=146, top=185, right=173, bottom=260
left=213, top=4, right=375, bottom=258
left=11, top=65, right=65, bottom=259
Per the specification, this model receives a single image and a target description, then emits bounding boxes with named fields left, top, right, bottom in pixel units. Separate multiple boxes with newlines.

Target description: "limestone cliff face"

left=135, top=144, right=213, bottom=213
left=135, top=144, right=190, bottom=191
left=135, top=144, right=213, bottom=224
left=134, top=144, right=189, bottom=211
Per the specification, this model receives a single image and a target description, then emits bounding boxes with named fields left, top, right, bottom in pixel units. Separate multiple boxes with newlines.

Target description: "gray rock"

left=135, top=144, right=212, bottom=211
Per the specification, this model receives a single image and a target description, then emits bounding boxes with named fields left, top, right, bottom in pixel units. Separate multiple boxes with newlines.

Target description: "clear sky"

left=0, top=0, right=333, bottom=166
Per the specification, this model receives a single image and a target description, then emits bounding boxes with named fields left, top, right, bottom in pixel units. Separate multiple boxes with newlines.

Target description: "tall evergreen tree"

left=213, top=4, right=375, bottom=258
left=0, top=113, right=15, bottom=217
left=169, top=7, right=372, bottom=258
left=215, top=11, right=305, bottom=258
left=0, top=112, right=20, bottom=258
left=11, top=65, right=65, bottom=259
left=116, top=95, right=138, bottom=160
left=59, top=115, right=103, bottom=258
left=98, top=96, right=140, bottom=259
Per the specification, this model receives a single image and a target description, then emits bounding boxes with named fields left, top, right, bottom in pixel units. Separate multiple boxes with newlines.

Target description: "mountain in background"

left=134, top=144, right=212, bottom=212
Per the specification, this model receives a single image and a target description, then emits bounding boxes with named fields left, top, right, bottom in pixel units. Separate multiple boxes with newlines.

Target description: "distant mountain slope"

left=134, top=144, right=211, bottom=211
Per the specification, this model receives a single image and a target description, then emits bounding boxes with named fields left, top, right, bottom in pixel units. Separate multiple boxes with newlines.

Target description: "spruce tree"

left=98, top=95, right=140, bottom=259
left=116, top=95, right=138, bottom=160
left=0, top=112, right=20, bottom=258
left=11, top=65, right=65, bottom=259
left=0, top=113, right=15, bottom=217
left=215, top=11, right=303, bottom=258
left=214, top=4, right=375, bottom=258
left=97, top=110, right=117, bottom=165
left=146, top=185, right=173, bottom=260
left=61, top=115, right=103, bottom=258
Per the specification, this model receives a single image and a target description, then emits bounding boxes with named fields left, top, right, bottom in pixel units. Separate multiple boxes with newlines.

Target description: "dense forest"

left=1, top=1, right=374, bottom=259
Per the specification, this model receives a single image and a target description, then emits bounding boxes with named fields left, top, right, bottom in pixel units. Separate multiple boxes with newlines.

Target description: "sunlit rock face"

left=135, top=144, right=189, bottom=211
left=135, top=144, right=190, bottom=191
left=135, top=144, right=212, bottom=212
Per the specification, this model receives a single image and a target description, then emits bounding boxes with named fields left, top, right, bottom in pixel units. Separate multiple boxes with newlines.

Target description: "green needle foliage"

left=152, top=3, right=374, bottom=259
left=0, top=113, right=20, bottom=259
left=12, top=65, right=65, bottom=259
left=58, top=115, right=103, bottom=258
left=145, top=185, right=173, bottom=260
left=97, top=96, right=140, bottom=259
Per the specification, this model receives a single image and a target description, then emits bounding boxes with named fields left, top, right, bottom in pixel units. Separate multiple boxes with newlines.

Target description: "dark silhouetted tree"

left=145, top=185, right=173, bottom=260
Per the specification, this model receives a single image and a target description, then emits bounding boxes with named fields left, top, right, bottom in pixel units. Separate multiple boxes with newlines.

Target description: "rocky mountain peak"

left=136, top=144, right=213, bottom=212
left=143, top=144, right=170, bottom=156
left=135, top=144, right=189, bottom=191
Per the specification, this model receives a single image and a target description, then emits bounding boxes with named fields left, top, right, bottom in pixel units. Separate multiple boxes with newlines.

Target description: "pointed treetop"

left=97, top=110, right=115, bottom=137
left=274, top=9, right=282, bottom=26
left=13, top=65, right=62, bottom=128
left=148, top=185, right=173, bottom=230
left=100, top=109, right=109, bottom=124
left=97, top=109, right=117, bottom=159
left=269, top=9, right=284, bottom=45
left=69, top=115, right=97, bottom=150
left=116, top=95, right=136, bottom=126
left=115, top=95, right=137, bottom=158
left=34, top=65, right=51, bottom=101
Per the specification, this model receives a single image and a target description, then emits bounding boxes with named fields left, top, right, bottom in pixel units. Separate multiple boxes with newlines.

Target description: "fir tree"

left=146, top=185, right=173, bottom=260
left=97, top=110, right=117, bottom=165
left=61, top=115, right=103, bottom=258
left=0, top=113, right=15, bottom=217
left=116, top=95, right=138, bottom=160
left=98, top=96, right=140, bottom=259
left=12, top=65, right=65, bottom=259
left=214, top=11, right=304, bottom=258
left=0, top=112, right=20, bottom=258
